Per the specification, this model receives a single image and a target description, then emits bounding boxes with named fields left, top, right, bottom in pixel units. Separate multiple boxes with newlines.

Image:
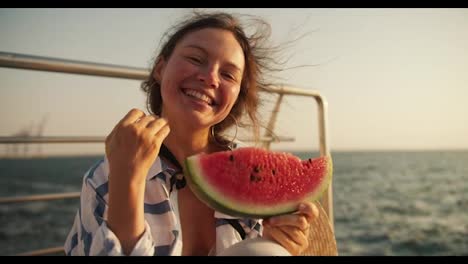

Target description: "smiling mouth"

left=182, top=89, right=216, bottom=106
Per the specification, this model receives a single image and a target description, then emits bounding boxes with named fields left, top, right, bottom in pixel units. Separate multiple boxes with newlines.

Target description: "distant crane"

left=5, top=114, right=49, bottom=158
left=36, top=114, right=49, bottom=156
left=7, top=122, right=34, bottom=157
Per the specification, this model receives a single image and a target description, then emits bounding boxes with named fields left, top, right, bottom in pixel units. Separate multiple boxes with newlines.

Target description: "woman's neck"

left=162, top=124, right=212, bottom=168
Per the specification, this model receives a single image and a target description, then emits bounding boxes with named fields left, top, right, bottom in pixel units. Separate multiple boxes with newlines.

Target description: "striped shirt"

left=64, top=152, right=263, bottom=256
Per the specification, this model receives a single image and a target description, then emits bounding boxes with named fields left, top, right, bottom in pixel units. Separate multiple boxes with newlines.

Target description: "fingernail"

left=299, top=203, right=306, bottom=210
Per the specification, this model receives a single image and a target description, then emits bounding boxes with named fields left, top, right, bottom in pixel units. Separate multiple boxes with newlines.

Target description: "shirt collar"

left=147, top=155, right=186, bottom=193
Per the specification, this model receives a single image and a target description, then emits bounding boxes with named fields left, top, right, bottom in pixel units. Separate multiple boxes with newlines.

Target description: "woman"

left=64, top=11, right=319, bottom=256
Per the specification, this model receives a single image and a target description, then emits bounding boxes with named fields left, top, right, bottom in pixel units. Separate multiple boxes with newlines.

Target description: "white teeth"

left=185, top=90, right=213, bottom=105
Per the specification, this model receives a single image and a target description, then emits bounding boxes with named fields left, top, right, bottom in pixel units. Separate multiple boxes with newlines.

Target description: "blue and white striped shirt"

left=64, top=153, right=263, bottom=256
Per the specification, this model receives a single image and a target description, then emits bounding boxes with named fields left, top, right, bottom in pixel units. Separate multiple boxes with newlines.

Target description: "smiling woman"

left=63, top=11, right=324, bottom=256
left=154, top=28, right=244, bottom=136
left=140, top=13, right=272, bottom=147
left=2, top=8, right=468, bottom=257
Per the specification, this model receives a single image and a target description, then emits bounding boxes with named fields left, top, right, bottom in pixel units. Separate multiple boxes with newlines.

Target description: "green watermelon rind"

left=184, top=154, right=333, bottom=219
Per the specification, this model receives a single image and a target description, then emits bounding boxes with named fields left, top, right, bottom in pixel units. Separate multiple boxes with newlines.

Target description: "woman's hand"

left=262, top=202, right=319, bottom=256
left=105, top=108, right=170, bottom=255
left=105, top=108, right=170, bottom=183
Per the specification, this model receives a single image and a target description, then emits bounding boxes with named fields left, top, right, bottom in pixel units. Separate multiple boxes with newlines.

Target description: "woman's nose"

left=198, top=66, right=220, bottom=89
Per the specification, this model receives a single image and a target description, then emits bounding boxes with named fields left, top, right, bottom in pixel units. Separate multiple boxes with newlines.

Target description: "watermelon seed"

left=250, top=174, right=262, bottom=183
left=254, top=166, right=261, bottom=173
left=229, top=155, right=234, bottom=161
left=250, top=174, right=256, bottom=182
left=272, top=169, right=276, bottom=175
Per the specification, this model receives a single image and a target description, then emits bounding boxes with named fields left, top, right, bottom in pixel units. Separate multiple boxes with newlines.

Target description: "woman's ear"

left=153, top=58, right=166, bottom=82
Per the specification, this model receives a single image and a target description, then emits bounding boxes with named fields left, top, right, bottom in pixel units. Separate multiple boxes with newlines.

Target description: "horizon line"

left=1, top=147, right=468, bottom=159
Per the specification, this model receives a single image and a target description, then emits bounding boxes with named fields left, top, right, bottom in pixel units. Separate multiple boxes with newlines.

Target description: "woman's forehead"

left=176, top=28, right=245, bottom=70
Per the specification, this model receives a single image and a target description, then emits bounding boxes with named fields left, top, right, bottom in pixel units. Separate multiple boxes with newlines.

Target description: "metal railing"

left=0, top=136, right=295, bottom=144
left=0, top=192, right=81, bottom=204
left=0, top=51, right=332, bottom=255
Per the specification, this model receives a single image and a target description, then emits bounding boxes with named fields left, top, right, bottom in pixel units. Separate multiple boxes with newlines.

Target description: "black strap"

left=160, top=144, right=186, bottom=191
left=225, top=219, right=246, bottom=240
left=160, top=144, right=182, bottom=171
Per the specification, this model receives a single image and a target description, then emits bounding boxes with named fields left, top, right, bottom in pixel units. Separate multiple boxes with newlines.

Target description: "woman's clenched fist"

left=105, top=108, right=170, bottom=184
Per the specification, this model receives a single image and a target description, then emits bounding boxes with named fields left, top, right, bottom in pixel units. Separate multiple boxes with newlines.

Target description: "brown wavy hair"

left=141, top=11, right=282, bottom=147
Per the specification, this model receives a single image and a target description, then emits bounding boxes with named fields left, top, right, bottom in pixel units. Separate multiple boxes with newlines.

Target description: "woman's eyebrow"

left=183, top=44, right=242, bottom=74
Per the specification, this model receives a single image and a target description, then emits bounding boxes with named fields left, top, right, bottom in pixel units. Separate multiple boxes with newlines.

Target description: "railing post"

left=262, top=93, right=284, bottom=150
left=315, top=95, right=334, bottom=231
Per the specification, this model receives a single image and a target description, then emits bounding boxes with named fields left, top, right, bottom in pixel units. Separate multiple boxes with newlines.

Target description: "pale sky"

left=1, top=8, right=467, bottom=156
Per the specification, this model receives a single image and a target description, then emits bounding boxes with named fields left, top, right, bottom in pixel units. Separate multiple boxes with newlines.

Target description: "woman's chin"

left=173, top=114, right=212, bottom=130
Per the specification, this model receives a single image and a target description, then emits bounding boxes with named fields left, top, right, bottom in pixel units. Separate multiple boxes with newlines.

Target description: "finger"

left=265, top=227, right=299, bottom=255
left=134, top=115, right=158, bottom=128
left=278, top=225, right=309, bottom=247
left=154, top=123, right=171, bottom=141
left=120, top=108, right=146, bottom=126
left=297, top=202, right=319, bottom=223
left=146, top=118, right=169, bottom=136
left=266, top=214, right=309, bottom=231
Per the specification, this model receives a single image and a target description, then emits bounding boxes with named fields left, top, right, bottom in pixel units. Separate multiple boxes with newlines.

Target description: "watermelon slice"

left=184, top=147, right=333, bottom=218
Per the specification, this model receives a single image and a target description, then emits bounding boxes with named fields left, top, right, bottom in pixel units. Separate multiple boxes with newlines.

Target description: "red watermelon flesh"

left=184, top=147, right=333, bottom=218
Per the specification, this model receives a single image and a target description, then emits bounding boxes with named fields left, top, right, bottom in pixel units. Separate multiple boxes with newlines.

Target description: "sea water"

left=0, top=151, right=467, bottom=256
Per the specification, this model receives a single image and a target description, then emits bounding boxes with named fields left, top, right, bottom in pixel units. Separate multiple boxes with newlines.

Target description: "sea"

left=0, top=150, right=467, bottom=256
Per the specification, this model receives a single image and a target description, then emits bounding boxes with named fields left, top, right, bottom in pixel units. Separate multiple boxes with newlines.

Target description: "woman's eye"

left=222, top=72, right=236, bottom=81
left=188, top=56, right=202, bottom=64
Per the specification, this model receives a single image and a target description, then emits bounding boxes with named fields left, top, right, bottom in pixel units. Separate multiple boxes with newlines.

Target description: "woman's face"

left=155, top=28, right=245, bottom=131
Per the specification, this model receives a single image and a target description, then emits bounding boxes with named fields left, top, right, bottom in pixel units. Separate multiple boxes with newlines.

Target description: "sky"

left=1, top=8, right=467, bottom=156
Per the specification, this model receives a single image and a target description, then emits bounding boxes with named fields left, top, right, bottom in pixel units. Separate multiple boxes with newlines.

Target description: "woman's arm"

left=105, top=109, right=170, bottom=255
left=63, top=159, right=156, bottom=256
left=65, top=108, right=170, bottom=256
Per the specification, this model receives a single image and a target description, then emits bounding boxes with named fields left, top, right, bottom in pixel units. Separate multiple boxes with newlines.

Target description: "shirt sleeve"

left=213, top=211, right=263, bottom=254
left=241, top=218, right=264, bottom=238
left=63, top=158, right=155, bottom=256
